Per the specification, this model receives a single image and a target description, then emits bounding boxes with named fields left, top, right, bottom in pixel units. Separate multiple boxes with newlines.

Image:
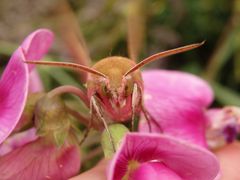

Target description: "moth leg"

left=136, top=85, right=152, bottom=132
left=141, top=104, right=163, bottom=133
left=90, top=96, right=116, bottom=152
left=79, top=113, right=93, bottom=146
left=66, top=106, right=92, bottom=145
left=131, top=83, right=141, bottom=131
left=79, top=97, right=100, bottom=145
left=138, top=86, right=162, bottom=133
left=131, top=83, right=155, bottom=132
left=141, top=105, right=152, bottom=132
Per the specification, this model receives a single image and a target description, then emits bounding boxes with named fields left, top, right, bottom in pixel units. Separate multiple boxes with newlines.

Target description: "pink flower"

left=139, top=70, right=240, bottom=179
left=139, top=70, right=213, bottom=147
left=0, top=29, right=81, bottom=179
left=206, top=107, right=240, bottom=149
left=108, top=133, right=219, bottom=180
left=0, top=138, right=80, bottom=180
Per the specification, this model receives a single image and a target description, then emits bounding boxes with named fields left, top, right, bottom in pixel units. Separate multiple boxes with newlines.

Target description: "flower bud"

left=34, top=95, right=70, bottom=146
left=206, top=106, right=240, bottom=149
left=101, top=124, right=129, bottom=158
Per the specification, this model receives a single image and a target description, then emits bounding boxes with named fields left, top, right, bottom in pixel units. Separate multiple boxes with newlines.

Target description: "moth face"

left=87, top=56, right=142, bottom=103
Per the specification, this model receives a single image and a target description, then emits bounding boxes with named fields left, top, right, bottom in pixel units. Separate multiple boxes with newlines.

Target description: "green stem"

left=204, top=0, right=240, bottom=80
left=48, top=85, right=89, bottom=107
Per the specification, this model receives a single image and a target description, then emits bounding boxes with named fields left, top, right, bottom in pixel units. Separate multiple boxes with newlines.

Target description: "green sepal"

left=53, top=127, right=69, bottom=147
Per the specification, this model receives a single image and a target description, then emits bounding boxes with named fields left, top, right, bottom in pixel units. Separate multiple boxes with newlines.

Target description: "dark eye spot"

left=103, top=85, right=107, bottom=92
left=125, top=86, right=130, bottom=96
left=101, top=84, right=109, bottom=97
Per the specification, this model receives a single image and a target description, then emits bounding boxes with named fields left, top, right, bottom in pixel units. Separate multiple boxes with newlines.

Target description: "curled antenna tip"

left=200, top=40, right=206, bottom=45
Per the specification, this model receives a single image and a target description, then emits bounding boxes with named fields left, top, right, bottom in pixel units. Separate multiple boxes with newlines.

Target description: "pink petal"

left=21, top=29, right=54, bottom=71
left=131, top=162, right=182, bottom=180
left=0, top=138, right=81, bottom=179
left=21, top=29, right=54, bottom=92
left=215, top=142, right=240, bottom=180
left=70, top=159, right=109, bottom=180
left=139, top=70, right=213, bottom=146
left=0, top=49, right=29, bottom=144
left=0, top=128, right=37, bottom=155
left=142, top=70, right=214, bottom=106
left=108, top=133, right=219, bottom=180
left=140, top=96, right=208, bottom=146
left=28, top=69, right=44, bottom=93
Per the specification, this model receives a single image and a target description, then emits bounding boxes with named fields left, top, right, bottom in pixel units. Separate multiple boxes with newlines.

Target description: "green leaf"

left=101, top=124, right=129, bottom=158
left=38, top=66, right=81, bottom=88
left=211, top=81, right=240, bottom=106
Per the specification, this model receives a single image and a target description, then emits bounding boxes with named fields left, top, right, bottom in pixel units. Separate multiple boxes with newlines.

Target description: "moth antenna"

left=124, top=41, right=205, bottom=76
left=24, top=60, right=107, bottom=78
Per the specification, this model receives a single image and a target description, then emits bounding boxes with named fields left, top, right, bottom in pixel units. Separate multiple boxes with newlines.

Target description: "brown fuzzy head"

left=87, top=56, right=142, bottom=101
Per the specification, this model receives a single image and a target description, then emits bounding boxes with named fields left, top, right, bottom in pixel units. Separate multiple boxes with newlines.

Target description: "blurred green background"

left=0, top=0, right=240, bottom=106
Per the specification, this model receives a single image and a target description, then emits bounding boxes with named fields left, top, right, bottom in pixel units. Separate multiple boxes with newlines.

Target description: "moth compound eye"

left=124, top=84, right=133, bottom=96
left=101, top=84, right=109, bottom=96
left=124, top=85, right=130, bottom=97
